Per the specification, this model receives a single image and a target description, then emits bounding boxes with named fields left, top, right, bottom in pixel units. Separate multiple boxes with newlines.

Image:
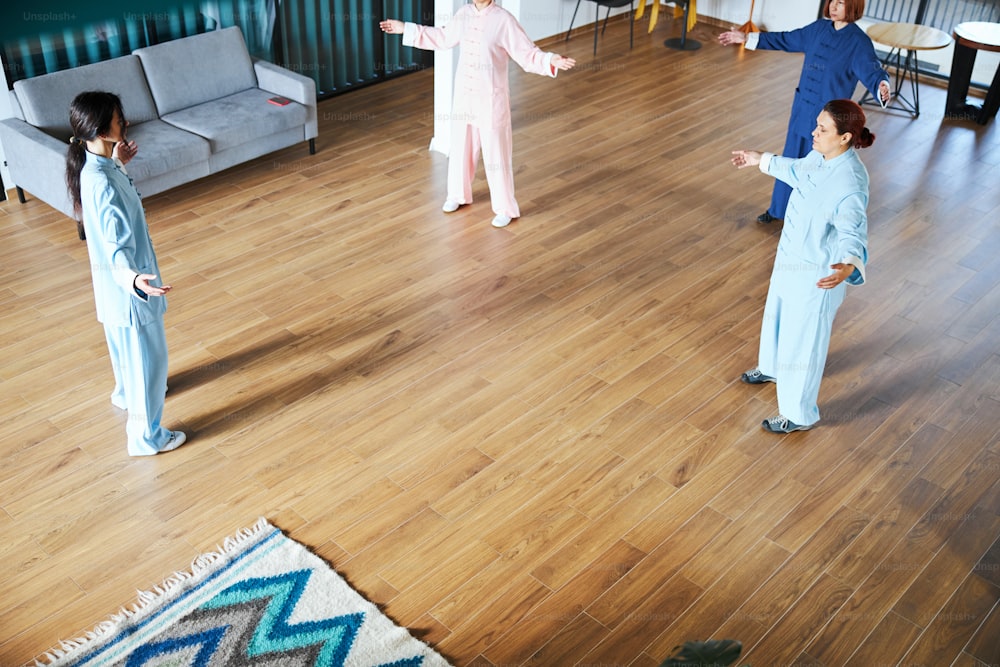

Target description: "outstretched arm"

left=381, top=15, right=461, bottom=50
left=134, top=274, right=172, bottom=297
left=853, top=38, right=892, bottom=106
left=718, top=28, right=746, bottom=46
left=752, top=22, right=817, bottom=53
left=551, top=55, right=576, bottom=72
left=735, top=149, right=809, bottom=190
left=731, top=150, right=763, bottom=169
left=499, top=15, right=574, bottom=77
left=379, top=19, right=403, bottom=34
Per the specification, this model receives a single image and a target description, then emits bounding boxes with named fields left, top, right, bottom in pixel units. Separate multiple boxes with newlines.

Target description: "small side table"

left=945, top=21, right=1000, bottom=124
left=636, top=0, right=700, bottom=51
left=860, top=22, right=951, bottom=117
left=664, top=0, right=700, bottom=51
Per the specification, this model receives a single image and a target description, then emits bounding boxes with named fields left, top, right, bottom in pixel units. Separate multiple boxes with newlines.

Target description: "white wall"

left=517, top=0, right=615, bottom=42
left=747, top=0, right=820, bottom=31
left=516, top=0, right=818, bottom=42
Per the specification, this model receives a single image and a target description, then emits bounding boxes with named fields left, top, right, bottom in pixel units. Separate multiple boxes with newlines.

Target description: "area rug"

left=35, top=518, right=452, bottom=667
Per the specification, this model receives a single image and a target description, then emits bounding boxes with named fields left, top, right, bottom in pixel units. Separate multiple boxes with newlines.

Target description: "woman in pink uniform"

left=380, top=1, right=575, bottom=228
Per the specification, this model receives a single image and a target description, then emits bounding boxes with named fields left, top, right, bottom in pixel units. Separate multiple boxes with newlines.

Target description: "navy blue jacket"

left=755, top=20, right=888, bottom=140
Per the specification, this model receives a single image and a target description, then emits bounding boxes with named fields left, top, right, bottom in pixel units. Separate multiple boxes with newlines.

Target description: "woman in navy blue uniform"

left=719, top=0, right=889, bottom=223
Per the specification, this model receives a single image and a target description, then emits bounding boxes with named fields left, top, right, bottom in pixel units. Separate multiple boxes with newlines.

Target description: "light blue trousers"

left=103, top=320, right=172, bottom=455
left=757, top=252, right=846, bottom=426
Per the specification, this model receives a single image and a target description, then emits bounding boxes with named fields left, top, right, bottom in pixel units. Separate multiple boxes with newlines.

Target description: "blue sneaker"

left=761, top=415, right=813, bottom=433
left=741, top=368, right=776, bottom=384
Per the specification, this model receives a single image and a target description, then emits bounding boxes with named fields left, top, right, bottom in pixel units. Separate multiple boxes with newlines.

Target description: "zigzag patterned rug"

left=35, top=518, right=452, bottom=667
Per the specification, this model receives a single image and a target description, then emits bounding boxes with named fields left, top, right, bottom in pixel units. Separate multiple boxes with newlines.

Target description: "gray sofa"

left=0, top=26, right=317, bottom=235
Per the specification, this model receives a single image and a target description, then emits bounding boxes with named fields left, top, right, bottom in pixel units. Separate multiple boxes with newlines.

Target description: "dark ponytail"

left=822, top=99, right=875, bottom=149
left=65, top=91, right=124, bottom=218
left=65, top=137, right=87, bottom=219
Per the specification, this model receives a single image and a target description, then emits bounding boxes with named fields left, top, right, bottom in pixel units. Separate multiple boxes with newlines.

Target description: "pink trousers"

left=448, top=122, right=519, bottom=219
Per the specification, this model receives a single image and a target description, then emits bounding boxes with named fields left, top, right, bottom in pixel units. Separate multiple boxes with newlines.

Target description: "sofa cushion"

left=160, top=88, right=308, bottom=153
left=12, top=55, right=159, bottom=138
left=134, top=27, right=257, bottom=116
left=121, top=119, right=211, bottom=182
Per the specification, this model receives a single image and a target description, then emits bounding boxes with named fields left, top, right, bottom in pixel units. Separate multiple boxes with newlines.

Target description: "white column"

left=428, top=0, right=458, bottom=155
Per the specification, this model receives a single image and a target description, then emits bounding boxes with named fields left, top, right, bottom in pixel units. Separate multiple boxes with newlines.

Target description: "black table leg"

left=664, top=1, right=701, bottom=50
left=946, top=41, right=979, bottom=119
left=978, top=60, right=1000, bottom=124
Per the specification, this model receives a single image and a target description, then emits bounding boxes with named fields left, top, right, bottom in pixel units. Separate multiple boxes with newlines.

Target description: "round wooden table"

left=946, top=21, right=1000, bottom=124
left=861, top=21, right=951, bottom=117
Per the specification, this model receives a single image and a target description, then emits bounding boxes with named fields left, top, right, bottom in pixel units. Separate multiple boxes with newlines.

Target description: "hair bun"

left=856, top=126, right=875, bottom=149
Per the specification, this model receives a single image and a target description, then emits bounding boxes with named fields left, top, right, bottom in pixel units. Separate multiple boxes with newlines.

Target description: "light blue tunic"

left=757, top=148, right=869, bottom=426
left=81, top=151, right=173, bottom=455
left=81, top=152, right=166, bottom=326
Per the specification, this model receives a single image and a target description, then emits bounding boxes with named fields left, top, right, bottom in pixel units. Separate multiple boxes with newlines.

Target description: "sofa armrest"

left=0, top=118, right=76, bottom=218
left=253, top=59, right=318, bottom=140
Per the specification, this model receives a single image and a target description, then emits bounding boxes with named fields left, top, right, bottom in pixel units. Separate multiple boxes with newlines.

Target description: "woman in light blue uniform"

left=719, top=0, right=889, bottom=224
left=731, top=99, right=874, bottom=433
left=66, top=92, right=186, bottom=455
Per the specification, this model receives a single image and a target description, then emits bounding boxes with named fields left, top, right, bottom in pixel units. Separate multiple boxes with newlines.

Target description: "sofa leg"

left=16, top=186, right=26, bottom=203
left=309, top=138, right=315, bottom=155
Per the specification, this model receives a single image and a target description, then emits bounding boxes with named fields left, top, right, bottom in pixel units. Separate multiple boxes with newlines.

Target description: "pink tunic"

left=403, top=3, right=557, bottom=129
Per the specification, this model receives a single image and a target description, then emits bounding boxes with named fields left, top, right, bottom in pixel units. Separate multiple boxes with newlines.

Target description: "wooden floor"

left=3, top=14, right=1000, bottom=667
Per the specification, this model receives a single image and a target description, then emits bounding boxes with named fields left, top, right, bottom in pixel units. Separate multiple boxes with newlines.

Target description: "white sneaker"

left=160, top=430, right=187, bottom=453
left=491, top=214, right=513, bottom=228
left=442, top=200, right=461, bottom=213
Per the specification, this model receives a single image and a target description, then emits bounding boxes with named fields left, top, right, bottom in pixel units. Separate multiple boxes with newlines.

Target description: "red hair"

left=824, top=0, right=866, bottom=23
left=823, top=99, right=875, bottom=149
